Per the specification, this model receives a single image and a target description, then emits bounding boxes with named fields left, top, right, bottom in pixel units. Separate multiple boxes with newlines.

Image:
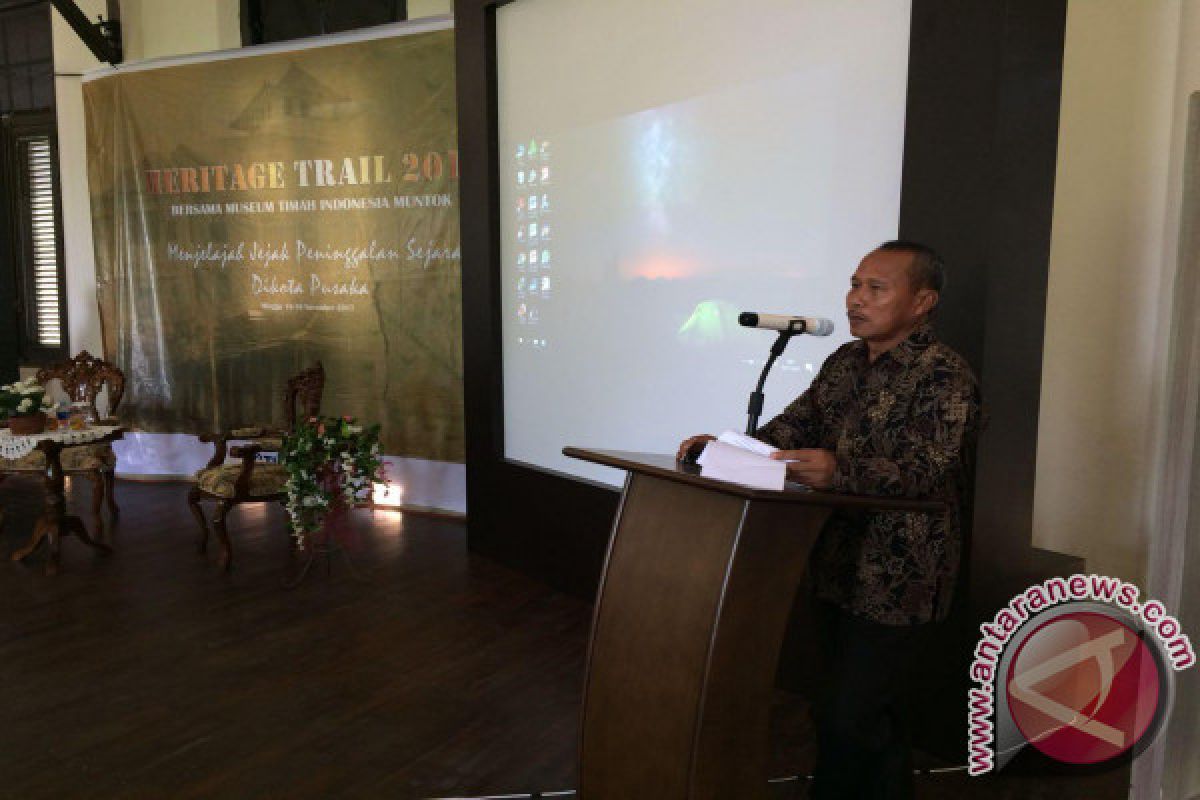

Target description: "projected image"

left=498, top=0, right=911, bottom=484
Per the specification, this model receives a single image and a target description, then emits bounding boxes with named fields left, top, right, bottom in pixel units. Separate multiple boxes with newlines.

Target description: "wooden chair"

left=0, top=351, right=125, bottom=537
left=187, top=363, right=324, bottom=571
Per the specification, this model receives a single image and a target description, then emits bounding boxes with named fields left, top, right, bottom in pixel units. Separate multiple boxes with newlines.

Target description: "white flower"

left=301, top=495, right=320, bottom=507
left=17, top=398, right=32, bottom=412
left=346, top=424, right=363, bottom=434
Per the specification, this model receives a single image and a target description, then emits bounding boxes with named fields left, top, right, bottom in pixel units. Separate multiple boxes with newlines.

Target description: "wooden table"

left=6, top=427, right=125, bottom=575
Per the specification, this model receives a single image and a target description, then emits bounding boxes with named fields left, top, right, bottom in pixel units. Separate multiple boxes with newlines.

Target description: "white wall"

left=408, top=0, right=453, bottom=18
left=1033, top=0, right=1184, bottom=583
left=118, top=0, right=240, bottom=62
left=52, top=0, right=107, bottom=359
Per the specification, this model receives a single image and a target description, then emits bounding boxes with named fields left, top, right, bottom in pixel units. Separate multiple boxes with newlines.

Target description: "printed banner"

left=84, top=25, right=463, bottom=461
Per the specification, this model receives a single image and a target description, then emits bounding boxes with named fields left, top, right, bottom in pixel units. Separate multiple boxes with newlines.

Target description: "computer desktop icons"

left=514, top=137, right=553, bottom=348
left=515, top=164, right=551, bottom=186
left=515, top=136, right=552, bottom=222
left=515, top=249, right=552, bottom=272
left=516, top=221, right=552, bottom=244
left=515, top=302, right=542, bottom=326
left=515, top=193, right=552, bottom=218
left=516, top=274, right=552, bottom=298
left=514, top=139, right=551, bottom=189
left=515, top=139, right=551, bottom=162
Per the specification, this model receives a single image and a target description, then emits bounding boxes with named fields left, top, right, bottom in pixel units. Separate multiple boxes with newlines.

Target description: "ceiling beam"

left=48, top=0, right=121, bottom=65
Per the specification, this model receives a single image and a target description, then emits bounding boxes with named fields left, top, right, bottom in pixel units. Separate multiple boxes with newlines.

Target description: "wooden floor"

left=0, top=479, right=1129, bottom=799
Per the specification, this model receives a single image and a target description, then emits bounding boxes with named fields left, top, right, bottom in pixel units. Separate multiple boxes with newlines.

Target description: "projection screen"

left=497, top=0, right=912, bottom=485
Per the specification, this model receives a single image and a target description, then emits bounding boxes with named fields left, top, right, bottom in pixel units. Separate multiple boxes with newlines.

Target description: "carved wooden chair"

left=0, top=351, right=125, bottom=536
left=187, top=362, right=324, bottom=571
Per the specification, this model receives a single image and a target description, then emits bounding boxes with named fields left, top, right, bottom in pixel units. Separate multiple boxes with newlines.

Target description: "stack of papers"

left=695, top=430, right=786, bottom=490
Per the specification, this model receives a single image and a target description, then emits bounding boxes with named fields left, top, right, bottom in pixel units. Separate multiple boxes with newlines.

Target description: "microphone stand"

left=744, top=321, right=804, bottom=435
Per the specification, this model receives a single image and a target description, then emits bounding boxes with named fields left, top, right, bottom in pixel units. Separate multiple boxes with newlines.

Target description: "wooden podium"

left=563, top=448, right=943, bottom=799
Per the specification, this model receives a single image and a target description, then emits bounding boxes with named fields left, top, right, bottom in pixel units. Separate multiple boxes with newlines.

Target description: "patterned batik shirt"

left=754, top=322, right=981, bottom=626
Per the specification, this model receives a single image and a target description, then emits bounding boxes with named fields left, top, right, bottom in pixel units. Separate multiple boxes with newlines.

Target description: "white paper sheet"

left=696, top=431, right=786, bottom=490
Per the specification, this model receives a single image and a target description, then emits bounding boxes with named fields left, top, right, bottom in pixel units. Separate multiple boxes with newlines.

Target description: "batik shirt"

left=754, top=322, right=981, bottom=626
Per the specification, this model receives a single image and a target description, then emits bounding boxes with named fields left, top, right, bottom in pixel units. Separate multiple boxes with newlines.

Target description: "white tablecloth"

left=0, top=425, right=120, bottom=461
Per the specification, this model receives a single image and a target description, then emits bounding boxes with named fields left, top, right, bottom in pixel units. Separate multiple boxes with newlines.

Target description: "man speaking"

left=678, top=240, right=981, bottom=799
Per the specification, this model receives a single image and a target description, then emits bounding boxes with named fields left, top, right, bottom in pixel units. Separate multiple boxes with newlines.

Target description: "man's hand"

left=770, top=448, right=836, bottom=488
left=677, top=434, right=716, bottom=463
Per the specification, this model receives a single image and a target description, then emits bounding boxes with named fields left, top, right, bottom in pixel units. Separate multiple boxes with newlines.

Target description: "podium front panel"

left=579, top=471, right=830, bottom=799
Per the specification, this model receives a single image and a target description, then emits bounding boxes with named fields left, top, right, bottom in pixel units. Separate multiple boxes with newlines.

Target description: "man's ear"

left=914, top=288, right=938, bottom=317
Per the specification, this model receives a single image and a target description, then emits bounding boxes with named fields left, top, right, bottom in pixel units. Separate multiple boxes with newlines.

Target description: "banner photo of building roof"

left=83, top=23, right=463, bottom=462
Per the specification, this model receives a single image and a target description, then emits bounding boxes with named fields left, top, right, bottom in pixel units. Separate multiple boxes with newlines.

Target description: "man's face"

left=845, top=248, right=936, bottom=344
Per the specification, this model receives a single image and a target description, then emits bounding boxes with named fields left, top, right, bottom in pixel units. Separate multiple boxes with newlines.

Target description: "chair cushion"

left=194, top=463, right=288, bottom=498
left=0, top=443, right=116, bottom=472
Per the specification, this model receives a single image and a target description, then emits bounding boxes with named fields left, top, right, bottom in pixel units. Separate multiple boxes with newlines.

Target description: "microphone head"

left=737, top=312, right=759, bottom=328
left=807, top=318, right=834, bottom=336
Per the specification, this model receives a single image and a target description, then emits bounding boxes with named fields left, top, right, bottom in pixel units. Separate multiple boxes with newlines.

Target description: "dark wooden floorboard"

left=0, top=479, right=1127, bottom=799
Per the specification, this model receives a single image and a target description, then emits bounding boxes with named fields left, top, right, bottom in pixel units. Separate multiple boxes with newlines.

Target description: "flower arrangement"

left=282, top=415, right=385, bottom=549
left=0, top=378, right=54, bottom=420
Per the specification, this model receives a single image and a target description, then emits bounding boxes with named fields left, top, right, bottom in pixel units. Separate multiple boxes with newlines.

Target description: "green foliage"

left=281, top=415, right=386, bottom=548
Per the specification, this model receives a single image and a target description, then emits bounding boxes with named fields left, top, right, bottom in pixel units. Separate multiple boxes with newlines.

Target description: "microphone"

left=738, top=312, right=834, bottom=336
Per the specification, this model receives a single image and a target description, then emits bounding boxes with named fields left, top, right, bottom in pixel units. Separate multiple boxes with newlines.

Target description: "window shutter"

left=22, top=134, right=62, bottom=348
left=3, top=110, right=68, bottom=364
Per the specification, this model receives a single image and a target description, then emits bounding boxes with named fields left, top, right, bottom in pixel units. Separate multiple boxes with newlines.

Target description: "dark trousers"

left=811, top=601, right=927, bottom=800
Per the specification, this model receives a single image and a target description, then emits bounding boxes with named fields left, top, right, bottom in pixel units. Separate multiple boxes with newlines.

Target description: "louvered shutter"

left=5, top=111, right=68, bottom=363
left=20, top=134, right=62, bottom=348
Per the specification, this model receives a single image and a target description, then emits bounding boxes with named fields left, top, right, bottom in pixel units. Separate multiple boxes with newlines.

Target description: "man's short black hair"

left=878, top=239, right=945, bottom=294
